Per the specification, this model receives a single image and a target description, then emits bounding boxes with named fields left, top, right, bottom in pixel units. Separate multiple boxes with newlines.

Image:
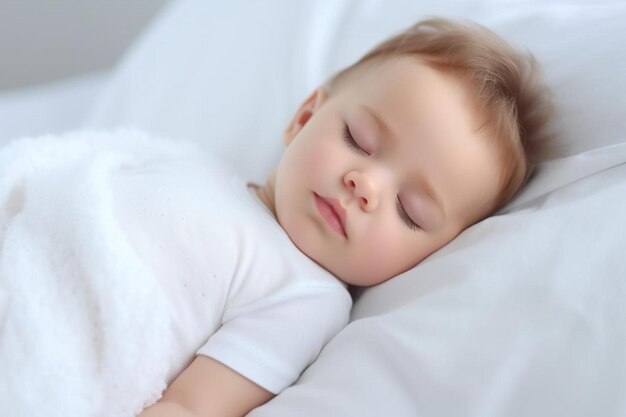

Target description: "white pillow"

left=86, top=1, right=626, bottom=416
left=87, top=0, right=626, bottom=176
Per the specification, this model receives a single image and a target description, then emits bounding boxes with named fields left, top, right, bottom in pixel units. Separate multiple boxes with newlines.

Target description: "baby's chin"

left=320, top=260, right=397, bottom=288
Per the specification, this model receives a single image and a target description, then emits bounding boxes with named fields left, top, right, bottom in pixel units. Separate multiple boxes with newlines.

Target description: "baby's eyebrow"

left=360, top=105, right=446, bottom=219
left=361, top=105, right=390, bottom=140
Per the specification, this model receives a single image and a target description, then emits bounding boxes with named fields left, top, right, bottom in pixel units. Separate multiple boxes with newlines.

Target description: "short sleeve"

left=196, top=284, right=351, bottom=394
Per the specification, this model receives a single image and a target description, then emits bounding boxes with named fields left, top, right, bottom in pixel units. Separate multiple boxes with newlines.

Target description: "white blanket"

left=0, top=130, right=189, bottom=417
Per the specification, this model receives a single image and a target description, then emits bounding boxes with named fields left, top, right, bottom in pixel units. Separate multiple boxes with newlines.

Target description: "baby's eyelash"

left=396, top=196, right=421, bottom=232
left=342, top=124, right=368, bottom=155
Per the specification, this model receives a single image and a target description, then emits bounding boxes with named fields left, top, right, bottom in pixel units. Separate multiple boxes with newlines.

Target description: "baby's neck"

left=247, top=181, right=277, bottom=219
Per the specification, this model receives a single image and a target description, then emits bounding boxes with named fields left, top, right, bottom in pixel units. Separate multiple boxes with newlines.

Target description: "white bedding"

left=2, top=0, right=626, bottom=416
left=0, top=131, right=190, bottom=416
left=0, top=72, right=108, bottom=145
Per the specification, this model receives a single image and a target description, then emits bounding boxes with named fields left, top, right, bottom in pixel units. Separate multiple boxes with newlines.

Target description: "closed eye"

left=396, top=196, right=421, bottom=232
left=342, top=123, right=369, bottom=155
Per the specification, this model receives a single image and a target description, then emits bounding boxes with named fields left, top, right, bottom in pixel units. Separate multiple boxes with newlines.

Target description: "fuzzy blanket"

left=0, top=130, right=194, bottom=417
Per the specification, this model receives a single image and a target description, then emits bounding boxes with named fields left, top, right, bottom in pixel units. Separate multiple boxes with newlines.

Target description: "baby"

left=136, top=17, right=552, bottom=417
left=0, top=17, right=551, bottom=417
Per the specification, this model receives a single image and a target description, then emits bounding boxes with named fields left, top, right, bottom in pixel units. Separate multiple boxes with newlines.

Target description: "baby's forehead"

left=337, top=56, right=460, bottom=91
left=340, top=57, right=480, bottom=140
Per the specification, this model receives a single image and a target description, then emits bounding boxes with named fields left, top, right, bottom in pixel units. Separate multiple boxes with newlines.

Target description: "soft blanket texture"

left=0, top=130, right=190, bottom=417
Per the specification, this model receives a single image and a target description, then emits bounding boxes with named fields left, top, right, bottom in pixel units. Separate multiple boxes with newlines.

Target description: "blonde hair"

left=327, top=18, right=554, bottom=213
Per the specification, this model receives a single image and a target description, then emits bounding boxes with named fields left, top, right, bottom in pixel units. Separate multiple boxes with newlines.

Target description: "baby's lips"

left=324, top=195, right=348, bottom=238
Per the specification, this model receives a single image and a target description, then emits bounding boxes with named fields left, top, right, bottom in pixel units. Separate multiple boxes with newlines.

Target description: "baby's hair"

left=327, top=18, right=554, bottom=214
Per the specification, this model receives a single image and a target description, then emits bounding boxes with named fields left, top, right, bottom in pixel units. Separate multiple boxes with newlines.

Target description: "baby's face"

left=268, top=57, right=502, bottom=286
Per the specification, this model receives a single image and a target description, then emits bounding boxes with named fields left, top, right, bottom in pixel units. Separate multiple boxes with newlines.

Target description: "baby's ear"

left=283, top=87, right=328, bottom=145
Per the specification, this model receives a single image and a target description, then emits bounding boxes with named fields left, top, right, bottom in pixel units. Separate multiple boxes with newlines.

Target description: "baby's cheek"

left=365, top=231, right=433, bottom=282
left=349, top=236, right=400, bottom=284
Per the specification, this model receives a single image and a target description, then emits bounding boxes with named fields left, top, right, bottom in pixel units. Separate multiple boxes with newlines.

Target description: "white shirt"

left=111, top=144, right=352, bottom=394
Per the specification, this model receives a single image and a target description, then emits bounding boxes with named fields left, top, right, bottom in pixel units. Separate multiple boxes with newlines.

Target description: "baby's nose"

left=344, top=170, right=381, bottom=212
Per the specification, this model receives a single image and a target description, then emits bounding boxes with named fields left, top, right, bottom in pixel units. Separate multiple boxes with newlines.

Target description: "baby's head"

left=254, top=18, right=553, bottom=286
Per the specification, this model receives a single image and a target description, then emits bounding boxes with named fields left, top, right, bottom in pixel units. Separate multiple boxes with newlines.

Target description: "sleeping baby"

left=0, top=18, right=552, bottom=417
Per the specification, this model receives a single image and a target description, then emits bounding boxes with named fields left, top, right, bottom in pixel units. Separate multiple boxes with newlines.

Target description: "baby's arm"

left=138, top=355, right=275, bottom=417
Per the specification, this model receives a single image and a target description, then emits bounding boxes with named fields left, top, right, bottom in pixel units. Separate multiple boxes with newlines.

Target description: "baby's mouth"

left=314, top=193, right=347, bottom=238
